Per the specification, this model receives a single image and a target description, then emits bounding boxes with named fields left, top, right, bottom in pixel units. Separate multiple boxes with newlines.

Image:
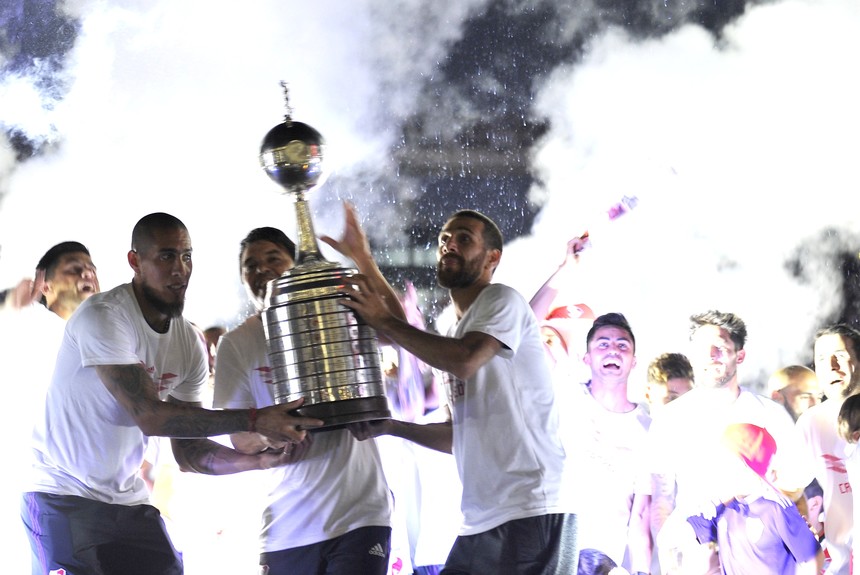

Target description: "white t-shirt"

left=0, top=302, right=68, bottom=574
left=442, top=283, right=571, bottom=535
left=212, top=314, right=392, bottom=553
left=649, top=386, right=810, bottom=517
left=796, top=398, right=854, bottom=575
left=28, top=283, right=208, bottom=505
left=562, top=382, right=651, bottom=565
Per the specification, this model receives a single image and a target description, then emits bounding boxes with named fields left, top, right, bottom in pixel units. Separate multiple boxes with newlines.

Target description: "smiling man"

left=568, top=312, right=652, bottom=575
left=796, top=323, right=860, bottom=575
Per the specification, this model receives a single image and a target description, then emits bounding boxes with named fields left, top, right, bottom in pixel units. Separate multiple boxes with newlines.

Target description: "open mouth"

left=603, top=357, right=622, bottom=369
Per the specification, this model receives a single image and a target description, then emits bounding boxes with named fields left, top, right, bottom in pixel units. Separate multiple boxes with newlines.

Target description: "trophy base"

left=296, top=397, right=392, bottom=431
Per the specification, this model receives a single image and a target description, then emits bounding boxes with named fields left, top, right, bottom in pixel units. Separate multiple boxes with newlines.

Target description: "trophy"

left=258, top=82, right=391, bottom=428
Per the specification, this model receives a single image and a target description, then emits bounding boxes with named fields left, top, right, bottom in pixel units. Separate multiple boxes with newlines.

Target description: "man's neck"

left=450, top=280, right=491, bottom=319
left=132, top=281, right=171, bottom=334
left=589, top=377, right=636, bottom=413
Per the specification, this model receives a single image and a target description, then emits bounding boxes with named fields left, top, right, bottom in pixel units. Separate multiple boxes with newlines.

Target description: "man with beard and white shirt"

left=649, top=310, right=809, bottom=575
left=213, top=208, right=397, bottom=575
left=22, top=212, right=322, bottom=575
left=345, top=209, right=577, bottom=574
left=796, top=323, right=860, bottom=575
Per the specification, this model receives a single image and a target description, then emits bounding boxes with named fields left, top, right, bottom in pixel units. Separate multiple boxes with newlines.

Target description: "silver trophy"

left=259, top=82, right=391, bottom=428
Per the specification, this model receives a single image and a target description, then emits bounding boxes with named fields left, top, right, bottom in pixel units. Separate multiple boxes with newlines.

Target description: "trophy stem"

left=293, top=191, right=324, bottom=265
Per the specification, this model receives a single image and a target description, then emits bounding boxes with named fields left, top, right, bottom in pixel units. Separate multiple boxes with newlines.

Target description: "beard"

left=436, top=253, right=483, bottom=289
left=141, top=282, right=185, bottom=318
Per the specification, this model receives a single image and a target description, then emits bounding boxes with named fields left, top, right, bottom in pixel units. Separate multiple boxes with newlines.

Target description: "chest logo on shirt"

left=142, top=362, right=178, bottom=394
left=443, top=372, right=465, bottom=405
left=823, top=454, right=848, bottom=474
left=255, top=366, right=275, bottom=386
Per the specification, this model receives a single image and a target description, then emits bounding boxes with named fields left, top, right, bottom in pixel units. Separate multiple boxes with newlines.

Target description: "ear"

left=127, top=250, right=140, bottom=274
left=736, top=348, right=746, bottom=365
left=485, top=248, right=501, bottom=272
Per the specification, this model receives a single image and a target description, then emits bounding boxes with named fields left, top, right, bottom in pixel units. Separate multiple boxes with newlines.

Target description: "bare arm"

left=628, top=493, right=653, bottom=574
left=95, top=364, right=321, bottom=442
left=340, top=275, right=501, bottom=381
left=168, top=398, right=314, bottom=475
left=349, top=406, right=453, bottom=453
left=651, top=471, right=677, bottom=538
left=528, top=235, right=588, bottom=320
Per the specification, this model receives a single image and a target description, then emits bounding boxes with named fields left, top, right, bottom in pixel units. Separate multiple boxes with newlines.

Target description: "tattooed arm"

left=167, top=396, right=313, bottom=475
left=95, top=364, right=321, bottom=443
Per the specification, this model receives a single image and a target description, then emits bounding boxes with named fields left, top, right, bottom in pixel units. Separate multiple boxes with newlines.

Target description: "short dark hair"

left=131, top=212, right=187, bottom=253
left=689, top=310, right=747, bottom=350
left=448, top=209, right=504, bottom=252
left=36, top=241, right=91, bottom=280
left=815, top=323, right=860, bottom=359
left=647, top=352, right=695, bottom=385
left=239, top=227, right=296, bottom=270
left=586, top=312, right=635, bottom=350
left=838, top=394, right=860, bottom=443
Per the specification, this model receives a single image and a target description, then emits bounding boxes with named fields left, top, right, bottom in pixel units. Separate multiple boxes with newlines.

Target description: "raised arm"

left=95, top=364, right=321, bottom=443
left=529, top=234, right=589, bottom=321
left=320, top=201, right=406, bottom=324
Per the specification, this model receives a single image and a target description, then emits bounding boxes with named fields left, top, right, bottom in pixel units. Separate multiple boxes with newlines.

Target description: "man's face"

left=44, top=251, right=99, bottom=310
left=241, top=240, right=295, bottom=306
left=813, top=333, right=859, bottom=400
left=135, top=227, right=193, bottom=318
left=689, top=324, right=745, bottom=389
left=778, top=375, right=822, bottom=419
left=436, top=217, right=493, bottom=289
left=583, top=325, right=636, bottom=381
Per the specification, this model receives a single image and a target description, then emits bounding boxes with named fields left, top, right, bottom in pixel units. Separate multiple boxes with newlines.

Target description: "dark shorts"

left=441, top=513, right=578, bottom=575
left=21, top=492, right=183, bottom=575
left=260, top=525, right=392, bottom=575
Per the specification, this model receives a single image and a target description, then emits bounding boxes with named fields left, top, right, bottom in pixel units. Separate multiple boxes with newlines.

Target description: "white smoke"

left=1, top=0, right=858, bottom=382
left=497, top=0, right=860, bottom=388
left=0, top=0, right=487, bottom=327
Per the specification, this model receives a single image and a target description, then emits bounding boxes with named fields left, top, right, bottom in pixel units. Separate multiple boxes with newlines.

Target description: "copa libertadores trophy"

left=258, top=82, right=391, bottom=428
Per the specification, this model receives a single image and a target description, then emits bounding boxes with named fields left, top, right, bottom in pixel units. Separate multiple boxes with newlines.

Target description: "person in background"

left=796, top=324, right=860, bottom=575
left=0, top=241, right=100, bottom=574
left=836, top=393, right=860, bottom=575
left=768, top=364, right=822, bottom=422
left=571, top=312, right=652, bottom=574
left=667, top=423, right=822, bottom=575
left=644, top=352, right=694, bottom=416
left=649, top=310, right=810, bottom=575
left=22, top=212, right=321, bottom=575
left=345, top=209, right=578, bottom=573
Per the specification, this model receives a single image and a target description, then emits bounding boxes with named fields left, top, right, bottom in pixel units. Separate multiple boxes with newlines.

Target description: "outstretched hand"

left=319, top=201, right=372, bottom=264
left=566, top=232, right=590, bottom=262
left=339, top=274, right=393, bottom=332
left=347, top=419, right=394, bottom=441
left=256, top=398, right=324, bottom=444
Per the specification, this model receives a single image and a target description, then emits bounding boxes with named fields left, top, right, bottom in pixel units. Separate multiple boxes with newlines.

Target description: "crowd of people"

left=0, top=204, right=857, bottom=575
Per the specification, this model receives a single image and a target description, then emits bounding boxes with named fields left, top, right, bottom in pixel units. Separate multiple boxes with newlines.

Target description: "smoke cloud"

left=1, top=0, right=859, bottom=389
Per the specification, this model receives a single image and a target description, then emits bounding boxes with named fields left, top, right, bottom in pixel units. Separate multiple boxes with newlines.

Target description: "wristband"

left=248, top=407, right=258, bottom=433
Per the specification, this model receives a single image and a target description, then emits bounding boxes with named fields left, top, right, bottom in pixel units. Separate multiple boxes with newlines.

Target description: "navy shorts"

left=441, top=513, right=578, bottom=575
left=260, top=525, right=392, bottom=575
left=22, top=492, right=183, bottom=575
